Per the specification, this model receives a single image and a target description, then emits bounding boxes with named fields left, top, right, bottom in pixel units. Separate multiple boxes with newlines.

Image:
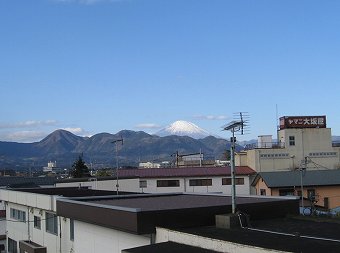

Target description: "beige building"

left=236, top=116, right=340, bottom=172
left=252, top=170, right=340, bottom=210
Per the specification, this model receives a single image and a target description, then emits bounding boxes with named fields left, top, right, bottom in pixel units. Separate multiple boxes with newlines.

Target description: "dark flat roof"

left=57, top=193, right=299, bottom=234
left=122, top=241, right=219, bottom=253
left=84, top=194, right=293, bottom=212
left=176, top=217, right=340, bottom=253
left=9, top=187, right=136, bottom=197
left=0, top=176, right=56, bottom=187
left=117, top=166, right=256, bottom=178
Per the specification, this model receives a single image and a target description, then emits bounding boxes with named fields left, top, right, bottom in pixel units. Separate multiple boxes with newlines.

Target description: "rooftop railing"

left=332, top=141, right=340, bottom=147
left=243, top=142, right=285, bottom=150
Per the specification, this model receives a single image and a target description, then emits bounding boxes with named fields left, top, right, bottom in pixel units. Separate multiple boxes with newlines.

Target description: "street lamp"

left=223, top=120, right=244, bottom=214
left=112, top=138, right=123, bottom=195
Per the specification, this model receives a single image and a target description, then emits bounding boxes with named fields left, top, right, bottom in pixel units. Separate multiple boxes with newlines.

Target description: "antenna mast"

left=222, top=112, right=250, bottom=214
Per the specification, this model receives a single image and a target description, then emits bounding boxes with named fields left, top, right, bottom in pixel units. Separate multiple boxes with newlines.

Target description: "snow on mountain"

left=155, top=120, right=211, bottom=139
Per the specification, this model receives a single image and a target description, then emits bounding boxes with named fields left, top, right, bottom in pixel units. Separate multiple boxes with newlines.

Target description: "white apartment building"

left=2, top=187, right=339, bottom=253
left=1, top=189, right=73, bottom=253
left=236, top=115, right=340, bottom=172
left=56, top=166, right=256, bottom=195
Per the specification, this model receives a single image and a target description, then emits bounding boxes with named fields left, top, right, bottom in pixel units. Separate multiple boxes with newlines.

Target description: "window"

left=139, top=180, right=147, bottom=188
left=46, top=212, right=58, bottom=235
left=70, top=219, right=74, bottom=241
left=8, top=238, right=17, bottom=253
left=222, top=178, right=244, bottom=185
left=260, top=189, right=266, bottom=196
left=10, top=208, right=26, bottom=222
left=289, top=136, right=295, bottom=146
left=279, top=189, right=295, bottom=196
left=34, top=216, right=41, bottom=229
left=189, top=179, right=212, bottom=186
left=157, top=180, right=180, bottom=187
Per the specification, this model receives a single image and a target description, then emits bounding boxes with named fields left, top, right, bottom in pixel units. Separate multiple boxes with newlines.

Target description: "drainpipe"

left=27, top=207, right=30, bottom=242
left=59, top=217, right=62, bottom=253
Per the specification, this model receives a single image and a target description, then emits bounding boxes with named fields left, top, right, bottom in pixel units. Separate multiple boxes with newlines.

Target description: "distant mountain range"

left=1, top=123, right=339, bottom=170
left=0, top=129, right=241, bottom=170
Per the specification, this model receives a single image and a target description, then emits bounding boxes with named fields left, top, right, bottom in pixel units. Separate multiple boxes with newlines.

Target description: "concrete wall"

left=74, top=221, right=150, bottom=253
left=156, top=227, right=288, bottom=253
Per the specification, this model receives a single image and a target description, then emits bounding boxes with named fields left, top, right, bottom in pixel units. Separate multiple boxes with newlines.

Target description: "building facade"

left=236, top=116, right=340, bottom=172
left=56, top=166, right=256, bottom=195
left=252, top=170, right=340, bottom=210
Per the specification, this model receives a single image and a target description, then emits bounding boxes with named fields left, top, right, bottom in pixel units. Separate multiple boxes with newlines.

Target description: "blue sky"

left=1, top=0, right=339, bottom=142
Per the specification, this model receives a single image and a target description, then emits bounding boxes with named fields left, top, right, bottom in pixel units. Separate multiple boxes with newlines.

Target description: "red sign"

left=280, top=116, right=326, bottom=129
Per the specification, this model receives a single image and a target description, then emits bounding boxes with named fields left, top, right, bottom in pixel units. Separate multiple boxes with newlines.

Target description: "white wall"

left=0, top=189, right=56, bottom=211
left=138, top=177, right=251, bottom=195
left=3, top=191, right=74, bottom=253
left=55, top=178, right=140, bottom=193
left=156, top=227, right=287, bottom=253
left=57, top=176, right=252, bottom=195
left=74, top=221, right=150, bottom=253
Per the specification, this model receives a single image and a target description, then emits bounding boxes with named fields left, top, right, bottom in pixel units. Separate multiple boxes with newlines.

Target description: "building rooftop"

left=0, top=176, right=56, bottom=188
left=58, top=166, right=256, bottom=183
left=175, top=217, right=340, bottom=253
left=122, top=241, right=219, bottom=253
left=57, top=193, right=299, bottom=234
left=83, top=194, right=291, bottom=212
left=9, top=187, right=135, bottom=197
left=253, top=170, right=340, bottom=188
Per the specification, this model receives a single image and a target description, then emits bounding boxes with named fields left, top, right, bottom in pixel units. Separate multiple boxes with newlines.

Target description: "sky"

left=1, top=0, right=340, bottom=142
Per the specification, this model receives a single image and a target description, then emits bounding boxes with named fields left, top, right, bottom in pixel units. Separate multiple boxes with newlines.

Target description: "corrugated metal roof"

left=0, top=176, right=56, bottom=187
left=117, top=166, right=256, bottom=179
left=256, top=170, right=340, bottom=188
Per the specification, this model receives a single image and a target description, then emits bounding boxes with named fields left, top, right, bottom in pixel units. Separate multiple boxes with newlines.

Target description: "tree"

left=221, top=149, right=231, bottom=160
left=95, top=169, right=112, bottom=177
left=71, top=155, right=90, bottom=178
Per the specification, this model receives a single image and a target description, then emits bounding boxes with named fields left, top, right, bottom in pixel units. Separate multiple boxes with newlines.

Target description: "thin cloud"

left=62, top=127, right=90, bottom=136
left=2, top=131, right=47, bottom=143
left=194, top=115, right=230, bottom=121
left=0, top=120, right=58, bottom=129
left=135, top=123, right=161, bottom=129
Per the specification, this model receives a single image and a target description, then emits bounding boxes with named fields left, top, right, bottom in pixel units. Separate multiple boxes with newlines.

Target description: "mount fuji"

left=155, top=120, right=211, bottom=139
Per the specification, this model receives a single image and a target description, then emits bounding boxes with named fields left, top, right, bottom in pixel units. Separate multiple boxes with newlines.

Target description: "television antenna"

left=222, top=112, right=249, bottom=214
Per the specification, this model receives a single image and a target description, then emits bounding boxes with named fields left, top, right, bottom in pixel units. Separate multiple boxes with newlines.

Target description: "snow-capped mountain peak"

left=156, top=120, right=211, bottom=139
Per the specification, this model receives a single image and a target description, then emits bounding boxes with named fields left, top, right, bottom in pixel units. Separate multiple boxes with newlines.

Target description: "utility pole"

left=300, top=156, right=308, bottom=214
left=112, top=138, right=123, bottom=195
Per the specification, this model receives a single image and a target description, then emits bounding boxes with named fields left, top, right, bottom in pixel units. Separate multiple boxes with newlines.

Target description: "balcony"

left=19, top=240, right=46, bottom=253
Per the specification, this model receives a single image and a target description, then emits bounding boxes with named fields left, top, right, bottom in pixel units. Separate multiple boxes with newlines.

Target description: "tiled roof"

left=0, top=176, right=56, bottom=187
left=117, top=166, right=256, bottom=179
